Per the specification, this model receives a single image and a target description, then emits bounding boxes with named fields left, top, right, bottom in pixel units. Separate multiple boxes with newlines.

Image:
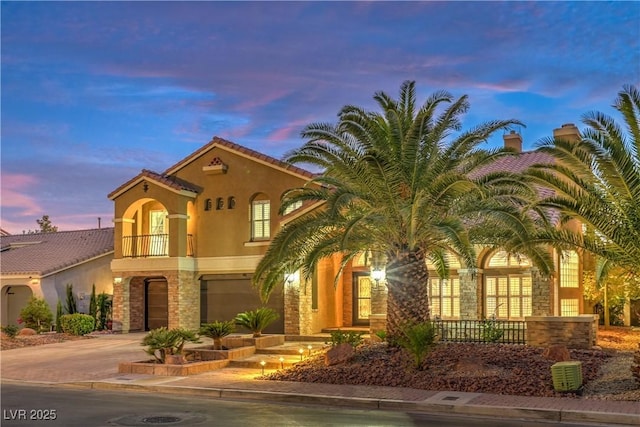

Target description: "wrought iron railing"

left=434, top=319, right=526, bottom=344
left=121, top=234, right=194, bottom=258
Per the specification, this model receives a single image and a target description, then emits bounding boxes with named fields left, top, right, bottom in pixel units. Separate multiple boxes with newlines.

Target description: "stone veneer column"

left=112, top=278, right=130, bottom=333
left=167, top=270, right=199, bottom=331
left=284, top=284, right=301, bottom=335
left=298, top=282, right=313, bottom=335
left=458, top=269, right=481, bottom=319
left=530, top=267, right=552, bottom=316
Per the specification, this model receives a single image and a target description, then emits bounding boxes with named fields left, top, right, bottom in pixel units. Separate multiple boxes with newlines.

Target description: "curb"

left=63, top=381, right=639, bottom=426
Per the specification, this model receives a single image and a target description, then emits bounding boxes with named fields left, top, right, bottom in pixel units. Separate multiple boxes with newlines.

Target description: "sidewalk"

left=1, top=334, right=639, bottom=426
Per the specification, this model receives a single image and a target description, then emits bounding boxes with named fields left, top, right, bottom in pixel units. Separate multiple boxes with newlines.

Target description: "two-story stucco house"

left=109, top=126, right=598, bottom=336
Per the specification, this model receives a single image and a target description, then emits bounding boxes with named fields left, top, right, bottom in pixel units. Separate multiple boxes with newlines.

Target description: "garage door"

left=200, top=274, right=284, bottom=334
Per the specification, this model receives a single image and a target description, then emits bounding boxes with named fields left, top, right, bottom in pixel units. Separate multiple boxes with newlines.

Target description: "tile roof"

left=0, top=228, right=114, bottom=277
left=472, top=151, right=555, bottom=177
left=164, top=136, right=316, bottom=179
left=108, top=169, right=201, bottom=199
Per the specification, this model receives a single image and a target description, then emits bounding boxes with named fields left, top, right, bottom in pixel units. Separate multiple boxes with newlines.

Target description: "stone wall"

left=525, top=315, right=598, bottom=349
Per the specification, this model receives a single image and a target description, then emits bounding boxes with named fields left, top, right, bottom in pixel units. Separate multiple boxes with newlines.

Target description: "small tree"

left=88, top=285, right=97, bottom=329
left=96, top=292, right=112, bottom=330
left=64, top=284, right=77, bottom=314
left=200, top=321, right=235, bottom=350
left=141, top=327, right=200, bottom=364
left=55, top=299, right=63, bottom=333
left=397, top=321, right=438, bottom=370
left=235, top=307, right=279, bottom=338
left=19, top=297, right=53, bottom=333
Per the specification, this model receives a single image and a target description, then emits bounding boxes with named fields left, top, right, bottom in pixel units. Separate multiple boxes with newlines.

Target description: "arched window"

left=228, top=196, right=236, bottom=209
left=216, top=197, right=224, bottom=210
left=484, top=251, right=532, bottom=319
left=204, top=199, right=212, bottom=211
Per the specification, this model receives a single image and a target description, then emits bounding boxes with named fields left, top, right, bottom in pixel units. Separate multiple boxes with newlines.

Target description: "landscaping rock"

left=18, top=328, right=36, bottom=336
left=325, top=343, right=353, bottom=366
left=542, top=345, right=571, bottom=362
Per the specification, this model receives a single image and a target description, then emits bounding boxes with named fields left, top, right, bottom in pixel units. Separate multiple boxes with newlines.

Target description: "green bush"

left=19, top=297, right=53, bottom=333
left=96, top=293, right=112, bottom=330
left=60, top=313, right=95, bottom=336
left=64, top=284, right=77, bottom=314
left=374, top=330, right=387, bottom=342
left=327, top=330, right=364, bottom=348
left=479, top=317, right=504, bottom=343
left=235, top=307, right=279, bottom=338
left=200, top=321, right=235, bottom=350
left=397, top=321, right=438, bottom=369
left=55, top=300, right=63, bottom=333
left=142, top=327, right=201, bottom=363
left=1, top=324, right=19, bottom=338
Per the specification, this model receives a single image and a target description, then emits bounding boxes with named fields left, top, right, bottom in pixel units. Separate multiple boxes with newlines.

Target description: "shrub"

left=479, top=316, right=504, bottom=343
left=64, top=284, right=77, bottom=314
left=374, top=330, right=387, bottom=342
left=200, top=321, right=235, bottom=350
left=632, top=343, right=640, bottom=385
left=1, top=324, right=19, bottom=338
left=142, top=327, right=201, bottom=363
left=55, top=299, right=63, bottom=333
left=60, top=313, right=95, bottom=336
left=96, top=293, right=112, bottom=330
left=397, top=321, right=438, bottom=369
left=327, top=330, right=364, bottom=348
left=88, top=284, right=97, bottom=327
left=19, top=297, right=53, bottom=333
left=235, top=307, right=279, bottom=337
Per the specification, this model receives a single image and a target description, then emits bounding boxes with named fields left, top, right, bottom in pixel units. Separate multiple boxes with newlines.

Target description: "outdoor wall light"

left=114, top=277, right=123, bottom=285
left=371, top=268, right=385, bottom=288
left=284, top=271, right=299, bottom=286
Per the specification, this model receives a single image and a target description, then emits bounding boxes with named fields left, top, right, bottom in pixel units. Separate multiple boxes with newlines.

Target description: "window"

left=487, top=251, right=530, bottom=267
left=149, top=210, right=168, bottom=256
left=485, top=276, right=531, bottom=319
left=429, top=278, right=460, bottom=319
left=561, top=299, right=579, bottom=316
left=426, top=252, right=461, bottom=270
left=283, top=200, right=303, bottom=215
left=251, top=199, right=270, bottom=240
left=204, top=199, right=212, bottom=211
left=228, top=196, right=236, bottom=209
left=560, top=251, right=579, bottom=288
left=216, top=197, right=224, bottom=210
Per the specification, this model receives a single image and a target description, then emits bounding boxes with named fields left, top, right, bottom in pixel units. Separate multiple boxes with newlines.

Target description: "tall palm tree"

left=527, top=85, right=640, bottom=276
left=254, top=81, right=551, bottom=342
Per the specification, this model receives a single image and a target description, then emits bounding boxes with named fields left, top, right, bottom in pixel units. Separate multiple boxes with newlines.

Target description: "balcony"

left=122, top=234, right=194, bottom=258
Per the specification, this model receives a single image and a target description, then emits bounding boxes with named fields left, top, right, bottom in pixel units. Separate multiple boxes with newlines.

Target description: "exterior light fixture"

left=284, top=271, right=299, bottom=286
left=279, top=356, right=284, bottom=369
left=307, top=344, right=312, bottom=356
left=260, top=360, right=266, bottom=375
left=114, top=277, right=123, bottom=285
left=371, top=268, right=385, bottom=289
left=299, top=348, right=304, bottom=360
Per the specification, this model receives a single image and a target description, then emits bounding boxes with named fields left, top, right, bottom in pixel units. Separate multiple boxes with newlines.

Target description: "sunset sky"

left=2, top=1, right=639, bottom=233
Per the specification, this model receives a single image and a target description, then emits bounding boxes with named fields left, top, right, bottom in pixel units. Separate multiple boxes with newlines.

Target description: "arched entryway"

left=2, top=285, right=33, bottom=326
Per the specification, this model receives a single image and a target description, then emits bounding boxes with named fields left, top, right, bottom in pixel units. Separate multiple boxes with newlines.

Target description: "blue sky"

left=2, top=1, right=639, bottom=233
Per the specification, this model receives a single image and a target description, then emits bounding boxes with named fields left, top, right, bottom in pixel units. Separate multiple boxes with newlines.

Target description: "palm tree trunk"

left=385, top=249, right=430, bottom=344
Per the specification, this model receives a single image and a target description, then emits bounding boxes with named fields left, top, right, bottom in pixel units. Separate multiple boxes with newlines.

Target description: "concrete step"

left=257, top=342, right=329, bottom=356
left=229, top=353, right=313, bottom=369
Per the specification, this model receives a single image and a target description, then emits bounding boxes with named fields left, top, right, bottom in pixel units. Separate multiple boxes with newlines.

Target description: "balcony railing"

left=122, top=234, right=194, bottom=258
left=434, top=319, right=526, bottom=344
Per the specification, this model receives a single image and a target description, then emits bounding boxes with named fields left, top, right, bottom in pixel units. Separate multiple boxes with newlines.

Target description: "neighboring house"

left=0, top=228, right=114, bottom=327
left=109, top=127, right=600, bottom=336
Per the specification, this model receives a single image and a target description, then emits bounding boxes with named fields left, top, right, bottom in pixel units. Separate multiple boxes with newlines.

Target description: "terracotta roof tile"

left=164, top=136, right=316, bottom=179
left=0, top=228, right=114, bottom=276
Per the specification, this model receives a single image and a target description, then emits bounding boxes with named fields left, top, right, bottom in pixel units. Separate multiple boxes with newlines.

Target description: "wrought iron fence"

left=434, top=319, right=526, bottom=344
left=122, top=234, right=194, bottom=258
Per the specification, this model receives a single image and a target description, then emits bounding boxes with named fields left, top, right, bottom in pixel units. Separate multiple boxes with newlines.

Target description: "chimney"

left=553, top=123, right=580, bottom=142
left=503, top=130, right=522, bottom=153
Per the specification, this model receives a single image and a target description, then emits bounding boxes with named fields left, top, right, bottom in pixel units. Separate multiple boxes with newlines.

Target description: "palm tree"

left=254, top=81, right=551, bottom=342
left=527, top=85, right=640, bottom=276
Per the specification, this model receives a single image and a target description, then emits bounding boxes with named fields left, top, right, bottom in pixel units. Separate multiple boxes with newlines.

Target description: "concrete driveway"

left=0, top=333, right=148, bottom=383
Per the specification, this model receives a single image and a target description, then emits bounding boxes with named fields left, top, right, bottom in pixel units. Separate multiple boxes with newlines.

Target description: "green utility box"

left=551, top=361, right=583, bottom=392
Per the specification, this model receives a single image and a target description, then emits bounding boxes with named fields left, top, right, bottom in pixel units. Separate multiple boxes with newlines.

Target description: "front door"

left=145, top=278, right=168, bottom=330
left=352, top=273, right=371, bottom=326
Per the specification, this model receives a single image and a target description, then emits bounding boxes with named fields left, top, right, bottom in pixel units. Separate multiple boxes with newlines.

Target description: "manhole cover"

left=142, top=416, right=181, bottom=424
left=109, top=412, right=208, bottom=426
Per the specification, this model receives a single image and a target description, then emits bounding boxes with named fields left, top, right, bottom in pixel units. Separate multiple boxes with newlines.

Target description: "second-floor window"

left=251, top=199, right=270, bottom=240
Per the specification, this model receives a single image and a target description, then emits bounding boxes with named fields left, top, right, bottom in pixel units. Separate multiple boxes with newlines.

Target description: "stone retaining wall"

left=525, top=315, right=598, bottom=349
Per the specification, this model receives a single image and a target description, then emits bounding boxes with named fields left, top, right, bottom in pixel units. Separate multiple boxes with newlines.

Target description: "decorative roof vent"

left=202, top=157, right=228, bottom=175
